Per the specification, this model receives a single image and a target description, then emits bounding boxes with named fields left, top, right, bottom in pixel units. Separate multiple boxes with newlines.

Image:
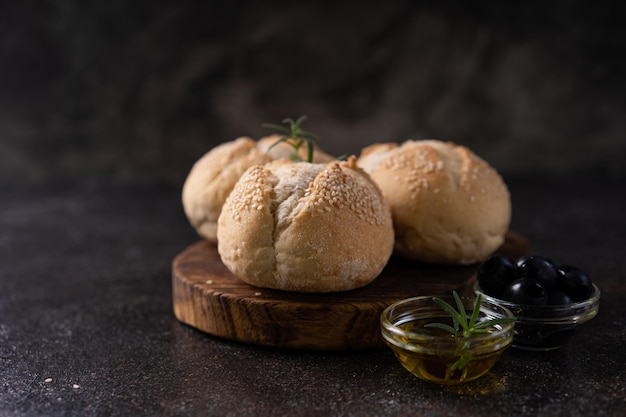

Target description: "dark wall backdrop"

left=1, top=1, right=625, bottom=184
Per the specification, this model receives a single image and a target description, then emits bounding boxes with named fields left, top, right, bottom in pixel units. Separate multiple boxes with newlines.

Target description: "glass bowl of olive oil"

left=380, top=295, right=515, bottom=385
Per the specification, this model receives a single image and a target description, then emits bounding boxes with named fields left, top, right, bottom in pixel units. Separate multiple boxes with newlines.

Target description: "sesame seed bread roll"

left=217, top=156, right=394, bottom=292
left=358, top=140, right=511, bottom=265
left=182, top=135, right=334, bottom=244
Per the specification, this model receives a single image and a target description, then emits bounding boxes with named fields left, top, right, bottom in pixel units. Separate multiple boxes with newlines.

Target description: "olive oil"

left=387, top=319, right=510, bottom=385
left=380, top=294, right=515, bottom=385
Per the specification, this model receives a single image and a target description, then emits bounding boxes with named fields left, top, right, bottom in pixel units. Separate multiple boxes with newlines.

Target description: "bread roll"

left=182, top=135, right=334, bottom=243
left=217, top=156, right=394, bottom=292
left=358, top=140, right=511, bottom=264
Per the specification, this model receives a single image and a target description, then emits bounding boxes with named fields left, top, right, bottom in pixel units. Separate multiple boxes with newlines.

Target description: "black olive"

left=558, top=265, right=593, bottom=301
left=502, top=278, right=549, bottom=305
left=477, top=255, right=518, bottom=296
left=557, top=264, right=578, bottom=275
left=547, top=290, right=574, bottom=305
left=516, top=255, right=559, bottom=289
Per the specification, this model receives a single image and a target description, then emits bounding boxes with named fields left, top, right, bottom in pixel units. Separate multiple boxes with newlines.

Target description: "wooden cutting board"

left=172, top=231, right=529, bottom=350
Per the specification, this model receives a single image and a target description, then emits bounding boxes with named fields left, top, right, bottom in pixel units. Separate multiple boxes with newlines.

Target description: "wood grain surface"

left=172, top=231, right=529, bottom=350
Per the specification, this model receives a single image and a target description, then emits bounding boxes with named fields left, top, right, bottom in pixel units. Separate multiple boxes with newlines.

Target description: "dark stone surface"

left=1, top=1, right=626, bottom=183
left=1, top=4, right=625, bottom=413
left=1, top=176, right=624, bottom=416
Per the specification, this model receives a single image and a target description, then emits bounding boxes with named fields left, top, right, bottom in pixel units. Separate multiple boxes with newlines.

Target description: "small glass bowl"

left=473, top=282, right=601, bottom=351
left=380, top=295, right=515, bottom=385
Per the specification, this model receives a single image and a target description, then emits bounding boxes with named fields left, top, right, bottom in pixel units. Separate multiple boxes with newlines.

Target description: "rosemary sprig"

left=261, top=115, right=321, bottom=163
left=425, top=291, right=515, bottom=380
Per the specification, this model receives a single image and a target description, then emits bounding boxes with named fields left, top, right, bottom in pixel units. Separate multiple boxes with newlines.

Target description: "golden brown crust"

left=358, top=140, right=511, bottom=264
left=182, top=136, right=334, bottom=243
left=217, top=156, right=394, bottom=292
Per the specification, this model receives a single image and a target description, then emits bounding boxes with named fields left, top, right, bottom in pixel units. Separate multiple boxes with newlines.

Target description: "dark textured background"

left=2, top=4, right=626, bottom=415
left=1, top=1, right=625, bottom=184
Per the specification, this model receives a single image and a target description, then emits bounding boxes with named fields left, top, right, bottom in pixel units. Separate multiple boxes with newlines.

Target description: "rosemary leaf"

left=261, top=115, right=320, bottom=163
left=423, top=322, right=458, bottom=335
left=453, top=292, right=469, bottom=331
left=431, top=297, right=466, bottom=330
left=468, top=293, right=482, bottom=329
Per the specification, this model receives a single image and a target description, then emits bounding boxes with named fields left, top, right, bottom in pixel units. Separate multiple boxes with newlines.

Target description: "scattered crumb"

left=254, top=292, right=262, bottom=296
left=44, top=378, right=53, bottom=383
left=205, top=279, right=213, bottom=284
left=72, top=384, right=80, bottom=389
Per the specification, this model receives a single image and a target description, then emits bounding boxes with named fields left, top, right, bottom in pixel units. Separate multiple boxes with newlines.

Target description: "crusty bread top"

left=217, top=156, right=394, bottom=292
left=182, top=137, right=262, bottom=243
left=358, top=140, right=511, bottom=264
left=182, top=135, right=334, bottom=243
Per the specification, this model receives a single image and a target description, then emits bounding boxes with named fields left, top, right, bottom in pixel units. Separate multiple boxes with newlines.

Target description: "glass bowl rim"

left=380, top=294, right=516, bottom=343
left=473, top=282, right=601, bottom=322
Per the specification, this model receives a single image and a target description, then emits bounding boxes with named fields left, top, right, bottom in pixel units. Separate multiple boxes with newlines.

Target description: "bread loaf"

left=358, top=140, right=511, bottom=264
left=217, top=156, right=394, bottom=292
left=182, top=135, right=334, bottom=243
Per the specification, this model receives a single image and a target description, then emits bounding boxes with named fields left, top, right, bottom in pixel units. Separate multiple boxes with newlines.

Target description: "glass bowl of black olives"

left=474, top=255, right=601, bottom=351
